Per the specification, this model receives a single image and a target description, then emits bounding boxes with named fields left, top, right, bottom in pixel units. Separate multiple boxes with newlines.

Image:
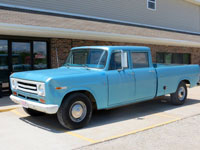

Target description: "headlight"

left=37, top=83, right=45, bottom=96
left=11, top=78, right=17, bottom=89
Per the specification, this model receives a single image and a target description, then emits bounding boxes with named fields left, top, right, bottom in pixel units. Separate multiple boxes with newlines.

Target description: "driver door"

left=107, top=51, right=136, bottom=106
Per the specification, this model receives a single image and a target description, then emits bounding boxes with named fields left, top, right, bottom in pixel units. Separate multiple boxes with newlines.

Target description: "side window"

left=109, top=52, right=122, bottom=70
left=109, top=51, right=128, bottom=70
left=131, top=52, right=149, bottom=68
left=147, top=0, right=156, bottom=10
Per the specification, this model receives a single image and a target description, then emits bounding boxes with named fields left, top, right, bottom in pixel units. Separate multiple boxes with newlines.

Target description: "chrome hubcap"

left=69, top=101, right=87, bottom=122
left=178, top=87, right=186, bottom=101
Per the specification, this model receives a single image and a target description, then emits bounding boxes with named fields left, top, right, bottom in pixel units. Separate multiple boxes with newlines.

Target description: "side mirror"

left=121, top=51, right=128, bottom=69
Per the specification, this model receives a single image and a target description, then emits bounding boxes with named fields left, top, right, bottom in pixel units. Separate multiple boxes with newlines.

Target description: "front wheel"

left=170, top=82, right=187, bottom=105
left=57, top=93, right=92, bottom=130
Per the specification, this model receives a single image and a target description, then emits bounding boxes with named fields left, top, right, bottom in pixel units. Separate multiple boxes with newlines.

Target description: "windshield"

left=64, top=49, right=108, bottom=69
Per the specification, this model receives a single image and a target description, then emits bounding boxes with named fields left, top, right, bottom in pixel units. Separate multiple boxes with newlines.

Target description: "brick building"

left=0, top=0, right=200, bottom=90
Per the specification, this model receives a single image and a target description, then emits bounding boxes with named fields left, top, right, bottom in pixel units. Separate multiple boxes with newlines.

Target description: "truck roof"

left=71, top=46, right=150, bottom=52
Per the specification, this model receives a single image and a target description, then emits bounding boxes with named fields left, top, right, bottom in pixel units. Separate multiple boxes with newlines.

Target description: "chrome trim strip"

left=17, top=87, right=38, bottom=94
left=18, top=83, right=37, bottom=90
left=14, top=78, right=43, bottom=85
left=0, top=3, right=200, bottom=36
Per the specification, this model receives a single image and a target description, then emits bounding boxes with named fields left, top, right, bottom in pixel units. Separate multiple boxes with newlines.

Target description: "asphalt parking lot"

left=0, top=86, right=199, bottom=150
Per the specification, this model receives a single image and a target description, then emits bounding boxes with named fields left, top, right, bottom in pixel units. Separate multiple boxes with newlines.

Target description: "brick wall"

left=51, top=38, right=200, bottom=68
left=51, top=39, right=72, bottom=68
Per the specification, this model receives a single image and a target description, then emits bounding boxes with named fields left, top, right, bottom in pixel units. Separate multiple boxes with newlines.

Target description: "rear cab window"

left=131, top=52, right=149, bottom=68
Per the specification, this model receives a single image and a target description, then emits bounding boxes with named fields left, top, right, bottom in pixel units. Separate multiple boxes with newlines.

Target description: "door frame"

left=0, top=35, right=51, bottom=90
left=0, top=36, right=51, bottom=73
left=10, top=40, right=32, bottom=72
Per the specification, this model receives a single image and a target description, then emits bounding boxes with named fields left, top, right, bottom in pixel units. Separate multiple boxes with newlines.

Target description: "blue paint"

left=10, top=46, right=200, bottom=111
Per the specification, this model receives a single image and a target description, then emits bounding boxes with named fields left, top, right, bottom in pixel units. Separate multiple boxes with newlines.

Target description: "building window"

left=0, top=40, right=9, bottom=84
left=147, top=0, right=156, bottom=10
left=33, top=42, right=47, bottom=69
left=156, top=52, right=191, bottom=64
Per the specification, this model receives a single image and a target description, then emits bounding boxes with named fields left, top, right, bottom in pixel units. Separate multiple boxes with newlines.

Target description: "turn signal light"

left=13, top=92, right=17, bottom=96
left=56, top=87, right=62, bottom=90
left=56, top=86, right=67, bottom=90
left=39, top=99, right=46, bottom=104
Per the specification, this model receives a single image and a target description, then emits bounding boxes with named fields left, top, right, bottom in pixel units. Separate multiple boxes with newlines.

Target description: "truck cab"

left=105, top=47, right=157, bottom=105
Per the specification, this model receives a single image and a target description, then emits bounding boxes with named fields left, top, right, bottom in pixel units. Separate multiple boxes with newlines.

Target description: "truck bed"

left=153, top=63, right=200, bottom=97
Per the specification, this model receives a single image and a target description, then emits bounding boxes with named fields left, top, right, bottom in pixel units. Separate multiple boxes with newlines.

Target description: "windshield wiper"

left=82, top=64, right=90, bottom=70
left=64, top=63, right=70, bottom=68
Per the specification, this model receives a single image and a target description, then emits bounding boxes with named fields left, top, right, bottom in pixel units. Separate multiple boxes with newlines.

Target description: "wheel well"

left=182, top=80, right=190, bottom=86
left=62, top=90, right=97, bottom=110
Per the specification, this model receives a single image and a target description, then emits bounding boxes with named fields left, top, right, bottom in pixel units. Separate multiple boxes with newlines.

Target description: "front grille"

left=18, top=81, right=37, bottom=91
left=16, top=79, right=38, bottom=95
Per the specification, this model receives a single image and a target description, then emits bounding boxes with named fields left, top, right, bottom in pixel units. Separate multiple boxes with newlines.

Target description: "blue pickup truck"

left=10, top=46, right=200, bottom=129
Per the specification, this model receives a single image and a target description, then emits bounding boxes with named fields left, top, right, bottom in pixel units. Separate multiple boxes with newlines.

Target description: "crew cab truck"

left=10, top=46, right=200, bottom=129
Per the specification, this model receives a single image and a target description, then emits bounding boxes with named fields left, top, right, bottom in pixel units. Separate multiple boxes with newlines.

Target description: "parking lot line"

left=10, top=109, right=182, bottom=144
left=0, top=107, right=18, bottom=113
left=11, top=109, right=98, bottom=143
left=154, top=113, right=180, bottom=119
left=98, top=118, right=181, bottom=143
left=66, top=131, right=98, bottom=143
left=145, top=112, right=180, bottom=120
left=11, top=109, right=25, bottom=117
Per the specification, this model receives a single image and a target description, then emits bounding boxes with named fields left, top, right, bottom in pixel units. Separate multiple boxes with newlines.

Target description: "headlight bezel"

left=11, top=78, right=17, bottom=90
left=37, top=83, right=45, bottom=97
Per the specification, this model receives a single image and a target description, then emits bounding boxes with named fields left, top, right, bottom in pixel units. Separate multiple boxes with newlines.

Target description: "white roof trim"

left=0, top=23, right=200, bottom=48
left=185, top=0, right=200, bottom=5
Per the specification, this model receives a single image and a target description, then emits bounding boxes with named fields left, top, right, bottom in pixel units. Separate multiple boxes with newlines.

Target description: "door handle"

left=149, top=70, right=155, bottom=73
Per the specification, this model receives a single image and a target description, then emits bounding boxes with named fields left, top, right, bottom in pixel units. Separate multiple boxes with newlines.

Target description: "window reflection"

left=34, top=42, right=47, bottom=69
left=0, top=40, right=8, bottom=51
left=0, top=40, right=8, bottom=68
left=12, top=42, right=31, bottom=72
left=156, top=52, right=191, bottom=64
left=0, top=40, right=9, bottom=83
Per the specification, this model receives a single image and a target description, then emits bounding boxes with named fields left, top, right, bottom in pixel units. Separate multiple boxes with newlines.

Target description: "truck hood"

left=10, top=67, right=99, bottom=82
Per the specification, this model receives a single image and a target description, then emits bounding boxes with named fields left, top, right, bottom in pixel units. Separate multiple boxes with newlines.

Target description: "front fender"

left=46, top=74, right=108, bottom=109
left=58, top=87, right=106, bottom=110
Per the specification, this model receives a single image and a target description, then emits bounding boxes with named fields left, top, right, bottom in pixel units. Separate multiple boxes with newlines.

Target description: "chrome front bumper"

left=10, top=95, right=59, bottom=114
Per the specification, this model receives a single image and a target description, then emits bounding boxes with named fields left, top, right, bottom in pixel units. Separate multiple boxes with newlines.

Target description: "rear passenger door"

left=131, top=52, right=157, bottom=100
left=107, top=51, right=136, bottom=106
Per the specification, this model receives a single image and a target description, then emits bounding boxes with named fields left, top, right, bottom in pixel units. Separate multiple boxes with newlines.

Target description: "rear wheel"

left=23, top=108, right=45, bottom=116
left=57, top=93, right=92, bottom=130
left=170, top=82, right=187, bottom=105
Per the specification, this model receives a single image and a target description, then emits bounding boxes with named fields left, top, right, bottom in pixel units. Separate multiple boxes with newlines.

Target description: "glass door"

left=0, top=37, right=49, bottom=95
left=12, top=42, right=31, bottom=72
left=0, top=40, right=9, bottom=85
left=33, top=41, right=47, bottom=69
